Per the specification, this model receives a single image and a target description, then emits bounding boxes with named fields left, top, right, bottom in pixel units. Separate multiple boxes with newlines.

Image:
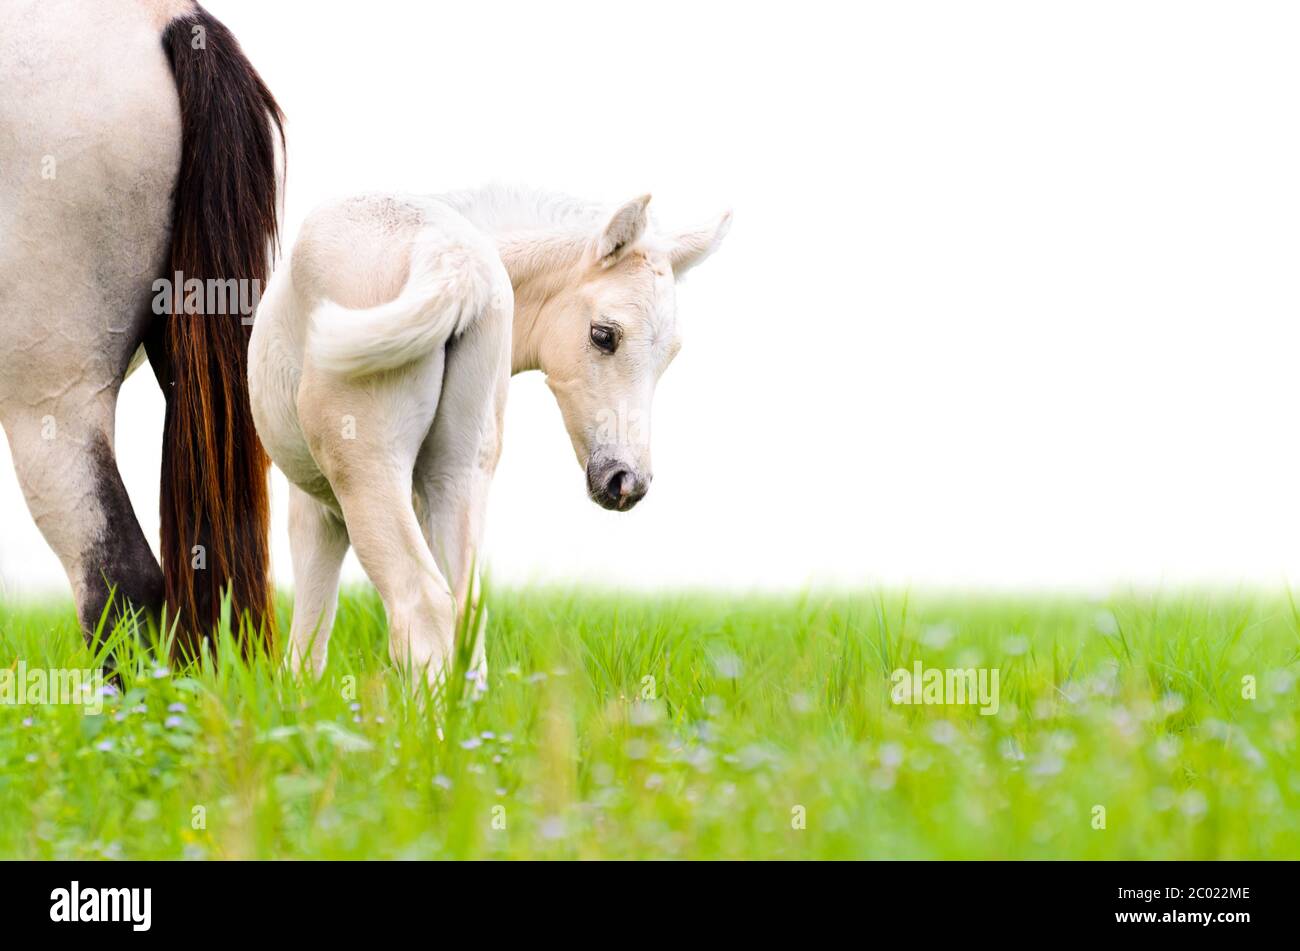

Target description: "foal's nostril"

left=604, top=469, right=631, bottom=499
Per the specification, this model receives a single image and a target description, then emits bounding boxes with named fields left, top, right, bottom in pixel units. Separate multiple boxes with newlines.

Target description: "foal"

left=248, top=187, right=730, bottom=683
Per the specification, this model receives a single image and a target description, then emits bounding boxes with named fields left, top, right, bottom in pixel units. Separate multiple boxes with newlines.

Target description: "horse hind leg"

left=1, top=394, right=163, bottom=643
left=0, top=0, right=180, bottom=644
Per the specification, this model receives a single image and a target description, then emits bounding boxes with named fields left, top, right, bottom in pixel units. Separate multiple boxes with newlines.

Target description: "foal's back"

left=291, top=195, right=433, bottom=314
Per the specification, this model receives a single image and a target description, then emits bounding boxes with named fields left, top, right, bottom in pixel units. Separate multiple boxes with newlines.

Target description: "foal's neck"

left=494, top=233, right=586, bottom=375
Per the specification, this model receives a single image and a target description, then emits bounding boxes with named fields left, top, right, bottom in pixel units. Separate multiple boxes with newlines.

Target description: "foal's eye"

left=590, top=324, right=619, bottom=354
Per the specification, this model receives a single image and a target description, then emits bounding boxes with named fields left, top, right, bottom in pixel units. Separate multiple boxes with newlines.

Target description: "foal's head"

left=535, top=195, right=731, bottom=511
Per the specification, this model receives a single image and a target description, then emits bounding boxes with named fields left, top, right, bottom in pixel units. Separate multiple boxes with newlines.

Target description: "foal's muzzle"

left=587, top=459, right=651, bottom=512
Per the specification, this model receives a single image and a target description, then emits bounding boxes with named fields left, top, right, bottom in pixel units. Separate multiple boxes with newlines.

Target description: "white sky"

left=3, top=0, right=1300, bottom=596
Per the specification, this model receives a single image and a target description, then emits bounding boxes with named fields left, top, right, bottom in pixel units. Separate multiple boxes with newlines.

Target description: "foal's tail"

left=153, top=4, right=284, bottom=657
left=309, top=240, right=491, bottom=377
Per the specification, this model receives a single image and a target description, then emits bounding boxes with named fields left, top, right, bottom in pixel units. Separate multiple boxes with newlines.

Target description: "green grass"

left=1, top=587, right=1297, bottom=859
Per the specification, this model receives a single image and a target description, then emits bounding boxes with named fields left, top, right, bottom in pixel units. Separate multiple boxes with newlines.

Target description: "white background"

left=3, top=0, right=1299, bottom=596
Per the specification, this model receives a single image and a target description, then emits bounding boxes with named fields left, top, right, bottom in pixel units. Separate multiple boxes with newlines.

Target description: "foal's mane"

left=438, top=185, right=618, bottom=288
left=439, top=185, right=606, bottom=237
left=437, top=185, right=672, bottom=287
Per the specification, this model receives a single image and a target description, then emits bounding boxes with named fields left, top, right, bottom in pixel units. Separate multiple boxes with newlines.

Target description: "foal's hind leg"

left=0, top=392, right=163, bottom=640
left=298, top=352, right=458, bottom=685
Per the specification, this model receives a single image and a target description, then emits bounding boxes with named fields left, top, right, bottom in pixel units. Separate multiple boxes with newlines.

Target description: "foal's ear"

left=593, top=194, right=652, bottom=267
left=669, top=210, right=733, bottom=278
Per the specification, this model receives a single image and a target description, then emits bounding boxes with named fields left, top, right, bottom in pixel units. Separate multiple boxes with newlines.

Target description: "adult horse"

left=0, top=0, right=282, bottom=651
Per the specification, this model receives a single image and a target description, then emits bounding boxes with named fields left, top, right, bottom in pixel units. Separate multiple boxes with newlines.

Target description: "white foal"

left=248, top=186, right=730, bottom=684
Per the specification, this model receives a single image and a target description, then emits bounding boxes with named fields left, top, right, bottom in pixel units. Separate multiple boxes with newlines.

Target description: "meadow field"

left=0, top=588, right=1296, bottom=859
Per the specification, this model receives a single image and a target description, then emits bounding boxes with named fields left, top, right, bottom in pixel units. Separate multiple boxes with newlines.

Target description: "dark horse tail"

left=151, top=4, right=284, bottom=657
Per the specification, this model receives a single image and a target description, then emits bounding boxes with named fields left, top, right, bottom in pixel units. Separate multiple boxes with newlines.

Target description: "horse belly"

left=0, top=0, right=181, bottom=399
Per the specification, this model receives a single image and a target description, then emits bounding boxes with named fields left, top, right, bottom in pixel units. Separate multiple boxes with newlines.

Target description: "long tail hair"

left=154, top=4, right=283, bottom=656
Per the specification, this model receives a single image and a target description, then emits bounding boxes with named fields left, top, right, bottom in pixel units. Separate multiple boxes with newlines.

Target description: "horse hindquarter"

left=0, top=0, right=182, bottom=634
left=0, top=0, right=283, bottom=653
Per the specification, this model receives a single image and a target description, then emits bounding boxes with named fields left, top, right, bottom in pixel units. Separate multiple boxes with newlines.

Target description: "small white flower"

left=1093, top=611, right=1119, bottom=637
left=921, top=624, right=955, bottom=650
left=540, top=816, right=566, bottom=840
left=878, top=742, right=904, bottom=769
left=1003, top=635, right=1030, bottom=656
left=1179, top=790, right=1209, bottom=820
left=712, top=652, right=743, bottom=679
